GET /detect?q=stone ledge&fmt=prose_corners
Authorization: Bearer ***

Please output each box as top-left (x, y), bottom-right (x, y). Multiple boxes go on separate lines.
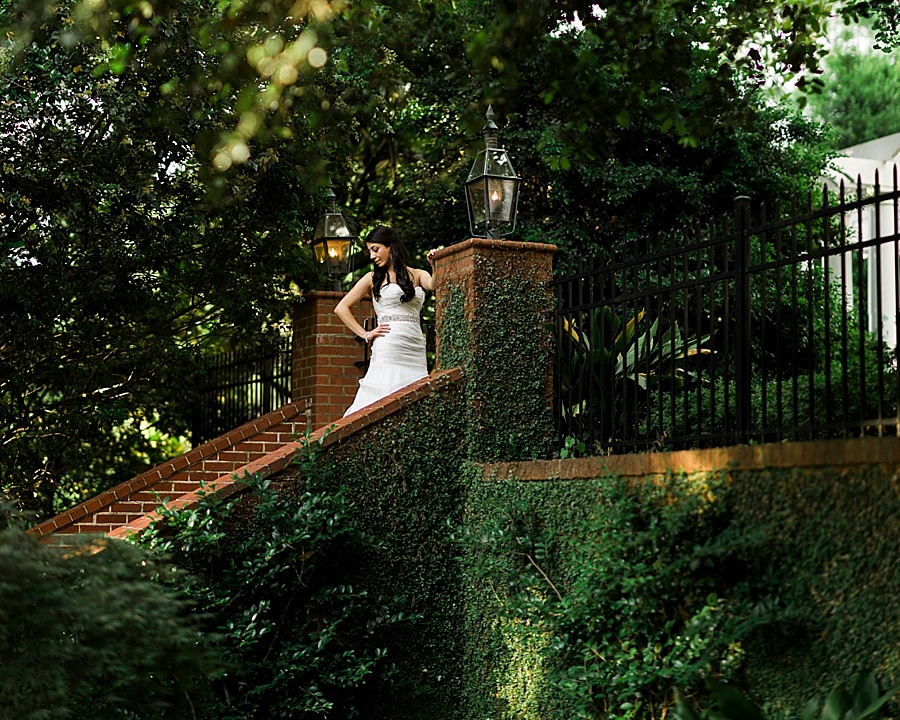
top-left (482, 436), bottom-right (900, 482)
top-left (430, 238), bottom-right (558, 264)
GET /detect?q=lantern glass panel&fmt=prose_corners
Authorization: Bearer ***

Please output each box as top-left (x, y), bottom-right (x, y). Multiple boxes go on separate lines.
top-left (465, 176), bottom-right (519, 237)
top-left (486, 177), bottom-right (516, 222)
top-left (314, 213), bottom-right (353, 241)
top-left (484, 148), bottom-right (515, 177)
top-left (325, 238), bottom-right (351, 272)
top-left (466, 182), bottom-right (486, 227)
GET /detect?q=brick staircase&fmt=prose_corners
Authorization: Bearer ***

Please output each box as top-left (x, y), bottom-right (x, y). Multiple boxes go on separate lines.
top-left (27, 369), bottom-right (462, 544)
top-left (27, 238), bottom-right (553, 546)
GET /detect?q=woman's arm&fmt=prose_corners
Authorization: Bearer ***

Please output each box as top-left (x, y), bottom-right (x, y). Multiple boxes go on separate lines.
top-left (335, 273), bottom-right (390, 343)
top-left (412, 267), bottom-right (434, 291)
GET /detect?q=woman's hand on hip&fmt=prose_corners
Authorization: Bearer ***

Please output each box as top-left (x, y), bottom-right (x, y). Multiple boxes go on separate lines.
top-left (365, 323), bottom-right (391, 342)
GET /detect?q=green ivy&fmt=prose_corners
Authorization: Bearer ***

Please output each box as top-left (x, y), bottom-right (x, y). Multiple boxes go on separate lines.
top-left (133, 437), bottom-right (418, 719)
top-left (438, 266), bottom-right (555, 462)
top-left (459, 471), bottom-right (786, 720)
top-left (673, 671), bottom-right (900, 720)
top-left (456, 463), bottom-right (900, 720)
top-left (437, 284), bottom-right (471, 372)
top-left (317, 386), bottom-right (470, 719)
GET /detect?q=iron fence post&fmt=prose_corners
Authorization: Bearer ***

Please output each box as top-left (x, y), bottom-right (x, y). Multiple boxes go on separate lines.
top-left (734, 196), bottom-right (751, 443)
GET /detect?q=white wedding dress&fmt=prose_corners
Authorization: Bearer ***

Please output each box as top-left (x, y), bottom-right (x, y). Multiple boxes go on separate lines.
top-left (343, 284), bottom-right (428, 416)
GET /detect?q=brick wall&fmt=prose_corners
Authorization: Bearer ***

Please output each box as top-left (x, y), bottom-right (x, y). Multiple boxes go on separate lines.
top-left (430, 238), bottom-right (557, 371)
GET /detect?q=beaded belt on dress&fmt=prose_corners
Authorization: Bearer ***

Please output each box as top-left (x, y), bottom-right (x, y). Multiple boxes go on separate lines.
top-left (378, 314), bottom-right (420, 323)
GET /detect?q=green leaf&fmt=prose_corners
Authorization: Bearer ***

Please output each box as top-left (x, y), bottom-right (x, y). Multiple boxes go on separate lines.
top-left (708, 679), bottom-right (767, 720)
top-left (855, 678), bottom-right (900, 720)
top-left (822, 685), bottom-right (854, 720)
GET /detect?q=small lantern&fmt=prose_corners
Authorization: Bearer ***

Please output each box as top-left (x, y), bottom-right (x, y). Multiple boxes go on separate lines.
top-left (465, 106), bottom-right (520, 238)
top-left (311, 185), bottom-right (355, 290)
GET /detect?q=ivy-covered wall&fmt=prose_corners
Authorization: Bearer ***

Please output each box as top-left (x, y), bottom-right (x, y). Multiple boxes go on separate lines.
top-left (457, 465), bottom-right (900, 720)
top-left (432, 239), bottom-right (557, 462)
top-left (288, 240), bottom-right (899, 719)
top-left (315, 392), bottom-right (900, 720)
top-left (316, 383), bottom-right (470, 719)
top-left (732, 466), bottom-right (900, 707)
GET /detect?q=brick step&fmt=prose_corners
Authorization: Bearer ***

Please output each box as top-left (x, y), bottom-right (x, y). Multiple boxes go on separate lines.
top-left (27, 402), bottom-right (310, 542)
top-left (29, 369), bottom-right (462, 543)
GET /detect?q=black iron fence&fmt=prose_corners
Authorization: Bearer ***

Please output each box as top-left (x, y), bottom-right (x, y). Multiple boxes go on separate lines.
top-left (191, 338), bottom-right (293, 444)
top-left (552, 171), bottom-right (900, 454)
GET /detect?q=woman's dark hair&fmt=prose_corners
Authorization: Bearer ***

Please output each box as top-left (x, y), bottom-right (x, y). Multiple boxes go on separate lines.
top-left (368, 226), bottom-right (416, 302)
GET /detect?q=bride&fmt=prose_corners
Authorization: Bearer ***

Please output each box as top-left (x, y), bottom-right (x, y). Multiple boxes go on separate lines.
top-left (335, 226), bottom-right (434, 417)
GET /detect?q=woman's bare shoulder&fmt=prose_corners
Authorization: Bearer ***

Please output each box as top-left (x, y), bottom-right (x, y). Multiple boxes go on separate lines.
top-left (354, 271), bottom-right (375, 289)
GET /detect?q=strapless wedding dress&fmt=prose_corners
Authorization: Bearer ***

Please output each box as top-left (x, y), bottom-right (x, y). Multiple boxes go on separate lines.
top-left (343, 284), bottom-right (428, 416)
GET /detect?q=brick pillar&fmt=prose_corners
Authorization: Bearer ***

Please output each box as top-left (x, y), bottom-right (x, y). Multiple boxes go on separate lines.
top-left (431, 239), bottom-right (557, 461)
top-left (292, 290), bottom-right (373, 427)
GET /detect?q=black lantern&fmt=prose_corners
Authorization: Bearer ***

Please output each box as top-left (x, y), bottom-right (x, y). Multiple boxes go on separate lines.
top-left (311, 185), bottom-right (355, 291)
top-left (465, 106), bottom-right (520, 238)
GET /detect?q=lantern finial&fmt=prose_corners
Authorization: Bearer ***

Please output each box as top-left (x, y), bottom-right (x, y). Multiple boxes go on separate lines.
top-left (483, 106), bottom-right (498, 149)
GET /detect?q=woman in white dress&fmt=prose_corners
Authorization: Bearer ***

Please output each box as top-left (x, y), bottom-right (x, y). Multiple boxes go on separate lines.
top-left (335, 226), bottom-right (435, 417)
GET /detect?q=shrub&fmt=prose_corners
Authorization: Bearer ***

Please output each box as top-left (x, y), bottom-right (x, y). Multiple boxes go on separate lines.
top-left (0, 501), bottom-right (216, 720)
top-left (673, 671), bottom-right (900, 720)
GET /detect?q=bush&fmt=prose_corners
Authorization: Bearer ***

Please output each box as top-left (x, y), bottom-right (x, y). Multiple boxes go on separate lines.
top-left (666, 328), bottom-right (897, 444)
top-left (0, 501), bottom-right (216, 720)
top-left (673, 671), bottom-right (900, 720)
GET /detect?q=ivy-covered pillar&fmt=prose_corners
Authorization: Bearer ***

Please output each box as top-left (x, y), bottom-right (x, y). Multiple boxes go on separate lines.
top-left (431, 239), bottom-right (557, 461)
top-left (292, 291), bottom-right (372, 427)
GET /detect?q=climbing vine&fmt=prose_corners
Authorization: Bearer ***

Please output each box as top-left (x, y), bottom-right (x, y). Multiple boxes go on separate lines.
top-left (134, 444), bottom-right (418, 720)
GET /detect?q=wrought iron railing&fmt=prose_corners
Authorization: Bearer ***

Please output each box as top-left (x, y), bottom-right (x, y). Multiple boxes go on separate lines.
top-left (551, 172), bottom-right (900, 454)
top-left (191, 338), bottom-right (292, 444)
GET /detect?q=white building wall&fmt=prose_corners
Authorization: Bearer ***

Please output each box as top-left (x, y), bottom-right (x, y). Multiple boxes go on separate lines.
top-left (825, 139), bottom-right (900, 348)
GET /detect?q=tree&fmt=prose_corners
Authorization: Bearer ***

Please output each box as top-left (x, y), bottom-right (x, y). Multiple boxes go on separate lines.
top-left (804, 32), bottom-right (900, 148)
top-left (0, 2), bottom-right (323, 517)
top-left (345, 2), bottom-right (837, 255)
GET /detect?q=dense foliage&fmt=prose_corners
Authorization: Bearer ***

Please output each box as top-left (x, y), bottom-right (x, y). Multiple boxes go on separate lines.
top-left (0, 0), bottom-right (323, 517)
top-left (0, 502), bottom-right (217, 720)
top-left (461, 475), bottom-right (784, 720)
top-left (134, 444), bottom-right (417, 719)
top-left (0, 0), bottom-right (895, 518)
top-left (673, 671), bottom-right (900, 720)
top-left (456, 463), bottom-right (900, 720)
top-left (804, 35), bottom-right (900, 149)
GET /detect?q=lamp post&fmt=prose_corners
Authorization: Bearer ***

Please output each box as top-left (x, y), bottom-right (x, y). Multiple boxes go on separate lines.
top-left (465, 105), bottom-right (521, 239)
top-left (310, 185), bottom-right (355, 291)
